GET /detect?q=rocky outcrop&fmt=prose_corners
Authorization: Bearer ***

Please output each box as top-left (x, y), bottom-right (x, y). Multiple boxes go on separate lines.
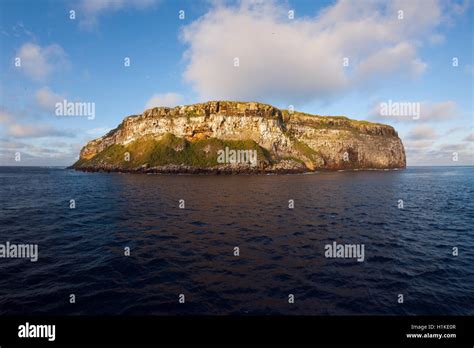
top-left (72, 101), bottom-right (405, 173)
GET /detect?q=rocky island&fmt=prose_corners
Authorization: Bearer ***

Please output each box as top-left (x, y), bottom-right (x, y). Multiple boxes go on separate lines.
top-left (72, 101), bottom-right (406, 174)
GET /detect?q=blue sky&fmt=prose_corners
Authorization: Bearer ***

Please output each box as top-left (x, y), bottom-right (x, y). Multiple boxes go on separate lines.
top-left (0, 0), bottom-right (473, 166)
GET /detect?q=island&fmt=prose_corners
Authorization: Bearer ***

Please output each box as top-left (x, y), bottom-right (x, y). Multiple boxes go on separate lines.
top-left (72, 101), bottom-right (406, 174)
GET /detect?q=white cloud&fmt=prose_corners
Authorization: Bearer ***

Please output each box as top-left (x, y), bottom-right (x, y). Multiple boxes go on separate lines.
top-left (438, 142), bottom-right (471, 152)
top-left (181, 0), bottom-right (455, 104)
top-left (16, 43), bottom-right (69, 81)
top-left (145, 93), bottom-right (184, 109)
top-left (6, 124), bottom-right (72, 138)
top-left (0, 139), bottom-right (29, 150)
top-left (404, 140), bottom-right (434, 150)
top-left (405, 136), bottom-right (474, 166)
top-left (35, 87), bottom-right (64, 111)
top-left (429, 33), bottom-right (445, 44)
top-left (406, 125), bottom-right (437, 140)
top-left (78, 0), bottom-right (157, 29)
top-left (0, 108), bottom-right (73, 139)
top-left (444, 126), bottom-right (464, 135)
top-left (0, 139), bottom-right (81, 166)
top-left (464, 133), bottom-right (474, 142)
top-left (420, 101), bottom-right (459, 121)
top-left (369, 100), bottom-right (460, 122)
top-left (355, 42), bottom-right (426, 80)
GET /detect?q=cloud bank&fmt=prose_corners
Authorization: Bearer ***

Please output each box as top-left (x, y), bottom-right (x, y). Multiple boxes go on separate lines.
top-left (181, 0), bottom-right (456, 104)
top-left (145, 92), bottom-right (184, 109)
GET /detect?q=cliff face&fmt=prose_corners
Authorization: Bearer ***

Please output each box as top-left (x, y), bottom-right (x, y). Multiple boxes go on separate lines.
top-left (73, 101), bottom-right (406, 173)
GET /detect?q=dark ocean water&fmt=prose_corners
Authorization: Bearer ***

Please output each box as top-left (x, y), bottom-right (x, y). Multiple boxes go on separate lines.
top-left (0, 166), bottom-right (472, 315)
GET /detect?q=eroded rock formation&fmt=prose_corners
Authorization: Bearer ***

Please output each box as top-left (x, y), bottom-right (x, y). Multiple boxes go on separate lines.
top-left (73, 101), bottom-right (406, 173)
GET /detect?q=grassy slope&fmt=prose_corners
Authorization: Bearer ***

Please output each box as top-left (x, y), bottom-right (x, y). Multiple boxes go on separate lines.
top-left (74, 133), bottom-right (272, 169)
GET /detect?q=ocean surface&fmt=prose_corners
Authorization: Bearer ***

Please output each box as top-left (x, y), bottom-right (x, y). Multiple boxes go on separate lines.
top-left (0, 166), bottom-right (472, 315)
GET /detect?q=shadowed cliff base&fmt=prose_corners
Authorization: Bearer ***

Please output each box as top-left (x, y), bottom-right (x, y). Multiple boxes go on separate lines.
top-left (72, 101), bottom-right (406, 174)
